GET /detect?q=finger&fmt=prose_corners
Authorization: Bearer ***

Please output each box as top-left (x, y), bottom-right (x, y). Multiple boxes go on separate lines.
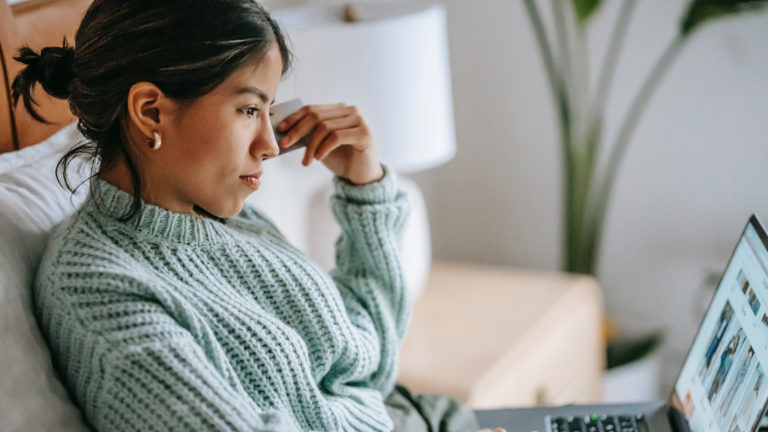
top-left (279, 105), bottom-right (351, 149)
top-left (315, 127), bottom-right (366, 161)
top-left (305, 115), bottom-right (360, 161)
top-left (315, 112), bottom-right (370, 159)
top-left (276, 102), bottom-right (346, 134)
top-left (278, 110), bottom-right (317, 149)
top-left (276, 104), bottom-right (312, 133)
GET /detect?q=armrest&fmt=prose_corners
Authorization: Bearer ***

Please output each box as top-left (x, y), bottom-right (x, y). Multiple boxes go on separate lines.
top-left (398, 261), bottom-right (605, 409)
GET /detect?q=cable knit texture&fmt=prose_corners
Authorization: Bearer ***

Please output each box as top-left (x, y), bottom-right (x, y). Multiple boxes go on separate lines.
top-left (33, 164), bottom-right (411, 431)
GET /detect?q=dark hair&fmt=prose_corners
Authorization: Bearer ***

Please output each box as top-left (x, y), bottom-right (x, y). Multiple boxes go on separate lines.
top-left (11, 0), bottom-right (293, 222)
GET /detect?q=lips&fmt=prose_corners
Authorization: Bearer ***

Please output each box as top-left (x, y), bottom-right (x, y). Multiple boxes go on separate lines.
top-left (239, 171), bottom-right (262, 189)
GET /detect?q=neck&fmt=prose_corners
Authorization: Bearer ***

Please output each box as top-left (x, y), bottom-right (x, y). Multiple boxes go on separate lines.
top-left (192, 205), bottom-right (227, 223)
top-left (99, 158), bottom-right (218, 220)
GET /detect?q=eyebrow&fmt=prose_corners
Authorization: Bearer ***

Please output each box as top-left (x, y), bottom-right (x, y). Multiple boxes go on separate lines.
top-left (234, 86), bottom-right (275, 105)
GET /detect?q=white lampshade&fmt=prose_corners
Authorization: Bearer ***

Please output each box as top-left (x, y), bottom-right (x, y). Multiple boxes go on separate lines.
top-left (272, 0), bottom-right (456, 173)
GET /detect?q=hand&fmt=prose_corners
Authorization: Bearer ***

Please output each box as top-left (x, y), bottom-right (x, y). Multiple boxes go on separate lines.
top-left (275, 103), bottom-right (384, 185)
top-left (477, 428), bottom-right (507, 432)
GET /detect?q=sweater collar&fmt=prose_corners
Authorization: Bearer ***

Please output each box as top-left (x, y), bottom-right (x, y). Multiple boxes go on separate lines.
top-left (86, 178), bottom-right (232, 246)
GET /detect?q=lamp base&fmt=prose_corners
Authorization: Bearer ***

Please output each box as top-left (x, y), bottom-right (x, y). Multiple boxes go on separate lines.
top-left (307, 175), bottom-right (432, 301)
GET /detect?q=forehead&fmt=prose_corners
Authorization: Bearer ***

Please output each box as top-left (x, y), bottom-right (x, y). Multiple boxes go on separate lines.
top-left (219, 44), bottom-right (283, 96)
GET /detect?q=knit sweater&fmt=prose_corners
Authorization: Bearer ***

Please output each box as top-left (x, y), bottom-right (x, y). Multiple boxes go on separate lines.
top-left (33, 164), bottom-right (411, 431)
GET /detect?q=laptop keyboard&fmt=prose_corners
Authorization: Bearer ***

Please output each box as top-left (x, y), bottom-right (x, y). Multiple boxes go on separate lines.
top-left (548, 414), bottom-right (649, 432)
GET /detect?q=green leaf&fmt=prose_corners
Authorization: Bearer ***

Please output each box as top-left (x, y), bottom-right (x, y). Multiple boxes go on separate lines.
top-left (681, 0), bottom-right (768, 36)
top-left (572, 0), bottom-right (602, 22)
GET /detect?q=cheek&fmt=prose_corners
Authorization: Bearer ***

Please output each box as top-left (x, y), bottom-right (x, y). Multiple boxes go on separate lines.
top-left (170, 111), bottom-right (237, 166)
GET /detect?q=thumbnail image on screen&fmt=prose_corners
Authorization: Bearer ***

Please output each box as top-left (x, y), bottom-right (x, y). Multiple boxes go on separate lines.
top-left (679, 295), bottom-right (767, 431)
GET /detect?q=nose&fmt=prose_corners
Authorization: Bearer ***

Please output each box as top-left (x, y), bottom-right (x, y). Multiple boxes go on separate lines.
top-left (251, 120), bottom-right (280, 160)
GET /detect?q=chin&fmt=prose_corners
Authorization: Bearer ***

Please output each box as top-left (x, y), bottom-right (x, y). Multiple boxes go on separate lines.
top-left (222, 200), bottom-right (247, 218)
top-left (199, 198), bottom-right (244, 220)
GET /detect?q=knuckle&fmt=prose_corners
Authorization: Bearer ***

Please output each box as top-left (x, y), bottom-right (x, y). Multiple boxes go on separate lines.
top-left (309, 111), bottom-right (320, 122)
top-left (329, 130), bottom-right (340, 141)
top-left (349, 105), bottom-right (360, 115)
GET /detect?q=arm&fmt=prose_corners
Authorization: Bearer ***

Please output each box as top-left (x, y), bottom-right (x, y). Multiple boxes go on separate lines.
top-left (34, 271), bottom-right (300, 432)
top-left (271, 102), bottom-right (411, 396)
top-left (329, 163), bottom-right (412, 394)
top-left (93, 333), bottom-right (299, 432)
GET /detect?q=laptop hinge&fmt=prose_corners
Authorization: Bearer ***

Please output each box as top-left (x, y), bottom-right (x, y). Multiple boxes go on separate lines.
top-left (667, 407), bottom-right (691, 432)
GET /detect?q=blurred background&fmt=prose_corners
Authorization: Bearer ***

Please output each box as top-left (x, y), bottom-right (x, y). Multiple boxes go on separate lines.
top-left (262, 0), bottom-right (768, 398)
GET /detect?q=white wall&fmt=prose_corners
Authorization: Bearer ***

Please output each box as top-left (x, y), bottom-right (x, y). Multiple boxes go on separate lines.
top-left (265, 0), bottom-right (768, 397)
top-left (409, 0), bottom-right (768, 396)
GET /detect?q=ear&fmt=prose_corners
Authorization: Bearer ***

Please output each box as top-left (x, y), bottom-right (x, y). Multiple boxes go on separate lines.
top-left (126, 82), bottom-right (170, 141)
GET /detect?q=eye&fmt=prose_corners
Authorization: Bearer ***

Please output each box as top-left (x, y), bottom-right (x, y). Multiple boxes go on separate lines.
top-left (241, 107), bottom-right (276, 118)
top-left (242, 107), bottom-right (259, 117)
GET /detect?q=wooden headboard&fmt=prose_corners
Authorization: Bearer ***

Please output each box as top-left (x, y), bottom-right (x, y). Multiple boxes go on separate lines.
top-left (0, 0), bottom-right (92, 153)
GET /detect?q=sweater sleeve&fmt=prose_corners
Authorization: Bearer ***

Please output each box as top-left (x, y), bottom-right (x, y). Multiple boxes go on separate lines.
top-left (34, 272), bottom-right (301, 432)
top-left (329, 163), bottom-right (412, 394)
top-left (93, 334), bottom-right (299, 432)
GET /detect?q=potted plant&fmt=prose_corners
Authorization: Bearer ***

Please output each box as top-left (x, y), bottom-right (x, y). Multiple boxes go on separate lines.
top-left (521, 0), bottom-right (768, 399)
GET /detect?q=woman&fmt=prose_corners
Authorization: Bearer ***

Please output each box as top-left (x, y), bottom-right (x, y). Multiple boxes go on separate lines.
top-left (12, 1), bottom-right (501, 431)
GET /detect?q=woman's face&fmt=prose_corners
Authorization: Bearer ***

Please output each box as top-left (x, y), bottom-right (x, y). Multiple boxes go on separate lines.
top-left (146, 43), bottom-right (283, 219)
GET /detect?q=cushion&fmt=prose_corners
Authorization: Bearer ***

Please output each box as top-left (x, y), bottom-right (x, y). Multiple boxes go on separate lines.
top-left (0, 122), bottom-right (91, 431)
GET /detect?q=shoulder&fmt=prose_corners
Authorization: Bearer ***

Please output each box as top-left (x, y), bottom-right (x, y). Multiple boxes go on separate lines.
top-left (34, 219), bottom-right (182, 349)
top-left (32, 210), bottom-right (203, 361)
top-left (38, 207), bottom-right (137, 279)
top-left (34, 209), bottom-right (153, 317)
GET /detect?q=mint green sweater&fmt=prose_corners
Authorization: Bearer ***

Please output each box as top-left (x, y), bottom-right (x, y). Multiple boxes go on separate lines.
top-left (33, 165), bottom-right (411, 431)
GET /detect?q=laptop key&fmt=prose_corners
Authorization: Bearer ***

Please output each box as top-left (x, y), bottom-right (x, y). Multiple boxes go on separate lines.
top-left (601, 415), bottom-right (617, 432)
top-left (617, 415), bottom-right (636, 432)
top-left (568, 416), bottom-right (584, 431)
top-left (584, 414), bottom-right (601, 432)
top-left (549, 416), bottom-right (569, 432)
top-left (549, 414), bottom-right (644, 432)
top-left (598, 419), bottom-right (613, 432)
top-left (634, 414), bottom-right (649, 432)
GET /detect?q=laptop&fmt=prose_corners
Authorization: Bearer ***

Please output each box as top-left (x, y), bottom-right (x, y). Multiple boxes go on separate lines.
top-left (476, 214), bottom-right (768, 432)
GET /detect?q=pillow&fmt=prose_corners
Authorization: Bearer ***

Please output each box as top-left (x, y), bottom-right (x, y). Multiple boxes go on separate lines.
top-left (0, 122), bottom-right (92, 431)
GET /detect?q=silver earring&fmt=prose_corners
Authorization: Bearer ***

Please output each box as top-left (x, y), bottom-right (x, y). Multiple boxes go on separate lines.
top-left (148, 131), bottom-right (162, 150)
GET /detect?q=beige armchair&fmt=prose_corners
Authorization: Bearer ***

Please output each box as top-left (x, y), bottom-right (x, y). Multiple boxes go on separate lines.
top-left (398, 261), bottom-right (605, 409)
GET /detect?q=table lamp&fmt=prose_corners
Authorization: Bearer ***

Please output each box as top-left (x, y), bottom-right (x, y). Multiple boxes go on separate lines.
top-left (271, 0), bottom-right (456, 297)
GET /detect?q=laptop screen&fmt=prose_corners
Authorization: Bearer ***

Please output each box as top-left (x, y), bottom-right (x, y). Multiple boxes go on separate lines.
top-left (671, 215), bottom-right (768, 432)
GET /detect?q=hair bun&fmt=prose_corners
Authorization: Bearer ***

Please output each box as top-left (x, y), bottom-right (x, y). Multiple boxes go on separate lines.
top-left (14, 38), bottom-right (75, 99)
top-left (11, 39), bottom-right (74, 123)
top-left (42, 46), bottom-right (75, 98)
